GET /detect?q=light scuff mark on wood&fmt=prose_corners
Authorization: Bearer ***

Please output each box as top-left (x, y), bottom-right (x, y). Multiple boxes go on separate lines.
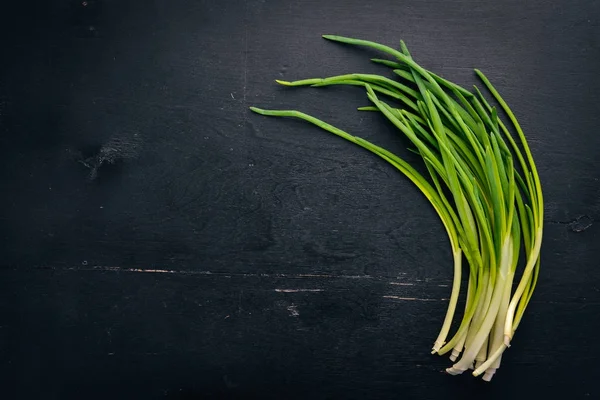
top-left (383, 295), bottom-right (448, 302)
top-left (549, 214), bottom-right (594, 232)
top-left (287, 304), bottom-right (299, 317)
top-left (38, 266), bottom-right (453, 286)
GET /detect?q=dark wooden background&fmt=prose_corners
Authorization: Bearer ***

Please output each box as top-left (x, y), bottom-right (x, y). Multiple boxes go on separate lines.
top-left (1, 0), bottom-right (599, 398)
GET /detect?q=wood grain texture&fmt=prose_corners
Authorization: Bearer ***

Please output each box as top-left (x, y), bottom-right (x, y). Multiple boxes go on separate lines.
top-left (0, 0), bottom-right (599, 398)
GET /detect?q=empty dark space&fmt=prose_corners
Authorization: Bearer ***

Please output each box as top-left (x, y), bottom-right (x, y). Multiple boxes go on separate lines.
top-left (1, 1), bottom-right (599, 399)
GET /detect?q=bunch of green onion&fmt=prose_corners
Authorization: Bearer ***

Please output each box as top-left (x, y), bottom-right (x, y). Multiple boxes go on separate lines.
top-left (250, 35), bottom-right (543, 381)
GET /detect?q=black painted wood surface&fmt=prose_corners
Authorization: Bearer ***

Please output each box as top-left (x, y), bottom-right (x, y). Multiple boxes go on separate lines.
top-left (1, 0), bottom-right (599, 399)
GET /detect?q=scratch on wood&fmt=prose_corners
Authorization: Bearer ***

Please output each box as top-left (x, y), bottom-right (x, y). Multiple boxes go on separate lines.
top-left (87, 267), bottom-right (212, 275)
top-left (287, 304), bottom-right (299, 317)
top-left (38, 266), bottom-right (452, 284)
top-left (52, 266), bottom-right (379, 279)
top-left (383, 295), bottom-right (448, 302)
top-left (390, 281), bottom-right (448, 287)
top-left (549, 214), bottom-right (594, 232)
top-left (128, 268), bottom-right (185, 274)
top-left (275, 288), bottom-right (324, 293)
top-left (296, 273), bottom-right (373, 279)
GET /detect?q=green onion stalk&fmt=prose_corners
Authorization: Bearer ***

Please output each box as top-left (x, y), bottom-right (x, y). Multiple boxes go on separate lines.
top-left (250, 35), bottom-right (543, 381)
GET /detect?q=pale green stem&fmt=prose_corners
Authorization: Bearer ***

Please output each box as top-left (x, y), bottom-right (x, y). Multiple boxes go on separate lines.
top-left (432, 248), bottom-right (463, 353)
top-left (447, 235), bottom-right (512, 375)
